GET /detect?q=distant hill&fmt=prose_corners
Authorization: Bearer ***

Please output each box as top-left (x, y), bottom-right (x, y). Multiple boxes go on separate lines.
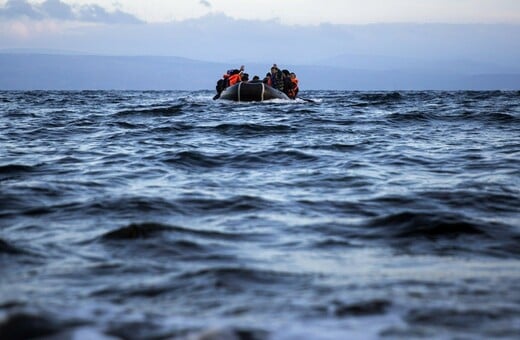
top-left (1, 53), bottom-right (519, 90)
top-left (0, 53), bottom-right (225, 90)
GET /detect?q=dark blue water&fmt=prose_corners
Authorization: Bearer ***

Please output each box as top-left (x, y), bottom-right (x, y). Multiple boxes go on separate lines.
top-left (1, 90), bottom-right (519, 339)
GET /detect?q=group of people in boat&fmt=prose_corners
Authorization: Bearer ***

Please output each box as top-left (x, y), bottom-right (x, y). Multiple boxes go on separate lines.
top-left (214, 64), bottom-right (299, 100)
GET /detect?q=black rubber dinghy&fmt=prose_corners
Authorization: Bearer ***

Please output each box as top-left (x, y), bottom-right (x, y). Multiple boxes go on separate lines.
top-left (218, 82), bottom-right (290, 101)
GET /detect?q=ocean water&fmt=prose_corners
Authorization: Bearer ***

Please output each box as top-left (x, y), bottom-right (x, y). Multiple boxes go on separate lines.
top-left (0, 90), bottom-right (519, 339)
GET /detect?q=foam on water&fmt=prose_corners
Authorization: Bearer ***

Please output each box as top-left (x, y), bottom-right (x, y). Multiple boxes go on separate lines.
top-left (1, 90), bottom-right (519, 339)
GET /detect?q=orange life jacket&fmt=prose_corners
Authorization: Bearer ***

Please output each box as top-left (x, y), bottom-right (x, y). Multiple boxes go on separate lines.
top-left (287, 77), bottom-right (299, 99)
top-left (291, 77), bottom-right (299, 88)
top-left (228, 73), bottom-right (242, 86)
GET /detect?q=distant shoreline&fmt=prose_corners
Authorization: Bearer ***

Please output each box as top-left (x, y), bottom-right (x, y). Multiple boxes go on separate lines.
top-left (1, 53), bottom-right (519, 91)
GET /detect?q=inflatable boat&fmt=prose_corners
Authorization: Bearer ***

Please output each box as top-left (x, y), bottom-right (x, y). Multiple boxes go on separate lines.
top-left (217, 82), bottom-right (290, 102)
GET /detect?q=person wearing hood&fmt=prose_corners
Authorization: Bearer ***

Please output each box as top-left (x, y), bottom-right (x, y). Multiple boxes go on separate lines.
top-left (267, 64), bottom-right (284, 92)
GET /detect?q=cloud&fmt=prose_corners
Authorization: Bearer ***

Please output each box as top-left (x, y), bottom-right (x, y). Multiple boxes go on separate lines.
top-left (0, 0), bottom-right (43, 19)
top-left (0, 0), bottom-right (142, 24)
top-left (40, 0), bottom-right (74, 20)
top-left (199, 1), bottom-right (212, 9)
top-left (75, 3), bottom-right (142, 24)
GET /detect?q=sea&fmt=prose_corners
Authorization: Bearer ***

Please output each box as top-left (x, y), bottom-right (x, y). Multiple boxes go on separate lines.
top-left (0, 90), bottom-right (519, 339)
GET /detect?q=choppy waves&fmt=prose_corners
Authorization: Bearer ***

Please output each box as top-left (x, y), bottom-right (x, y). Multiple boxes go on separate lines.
top-left (1, 90), bottom-right (519, 339)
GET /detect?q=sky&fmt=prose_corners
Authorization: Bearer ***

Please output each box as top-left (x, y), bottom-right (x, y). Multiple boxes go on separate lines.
top-left (1, 0), bottom-right (520, 25)
top-left (1, 0), bottom-right (519, 90)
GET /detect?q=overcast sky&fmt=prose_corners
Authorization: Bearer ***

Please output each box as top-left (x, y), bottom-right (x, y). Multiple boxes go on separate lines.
top-left (1, 0), bottom-right (519, 78)
top-left (1, 0), bottom-right (520, 90)
top-left (1, 0), bottom-right (520, 25)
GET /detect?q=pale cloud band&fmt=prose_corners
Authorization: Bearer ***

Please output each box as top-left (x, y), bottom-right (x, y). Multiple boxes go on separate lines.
top-left (0, 0), bottom-right (142, 24)
top-left (0, 0), bottom-right (519, 25)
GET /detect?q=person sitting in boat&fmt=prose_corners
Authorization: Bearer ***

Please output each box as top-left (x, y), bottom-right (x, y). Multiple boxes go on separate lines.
top-left (213, 65), bottom-right (244, 99)
top-left (282, 70), bottom-right (293, 97)
top-left (251, 75), bottom-right (261, 83)
top-left (228, 69), bottom-right (243, 86)
top-left (288, 72), bottom-right (299, 99)
top-left (224, 65), bottom-right (245, 86)
top-left (262, 73), bottom-right (270, 84)
top-left (279, 69), bottom-right (299, 99)
top-left (267, 64), bottom-right (284, 92)
top-left (241, 73), bottom-right (249, 82)
top-left (214, 73), bottom-right (230, 99)
top-left (279, 71), bottom-right (298, 99)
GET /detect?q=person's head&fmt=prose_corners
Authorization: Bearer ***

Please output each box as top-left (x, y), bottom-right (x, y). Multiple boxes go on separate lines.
top-left (270, 66), bottom-right (278, 74)
top-left (282, 69), bottom-right (290, 77)
top-left (290, 72), bottom-right (296, 79)
top-left (242, 73), bottom-right (249, 81)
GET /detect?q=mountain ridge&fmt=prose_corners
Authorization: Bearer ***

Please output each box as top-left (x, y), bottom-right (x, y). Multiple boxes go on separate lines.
top-left (1, 52), bottom-right (519, 90)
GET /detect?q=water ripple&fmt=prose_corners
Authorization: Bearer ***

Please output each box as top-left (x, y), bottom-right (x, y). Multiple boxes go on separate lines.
top-left (1, 90), bottom-right (519, 339)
